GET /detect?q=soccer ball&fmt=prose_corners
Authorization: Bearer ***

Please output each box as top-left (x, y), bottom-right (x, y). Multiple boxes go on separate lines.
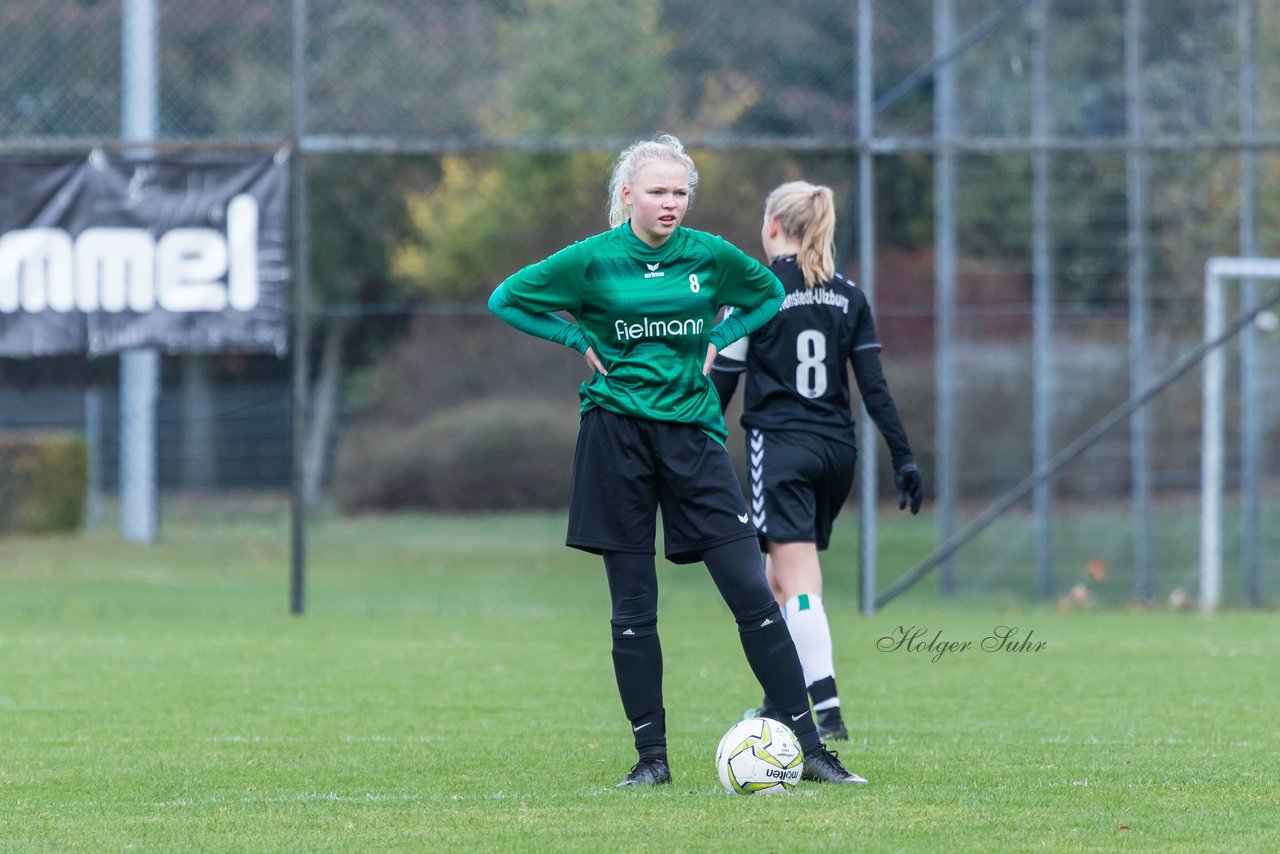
top-left (715, 717), bottom-right (804, 795)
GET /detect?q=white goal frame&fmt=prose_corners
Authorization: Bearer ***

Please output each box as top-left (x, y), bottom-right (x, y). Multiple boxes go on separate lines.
top-left (1200, 257), bottom-right (1280, 614)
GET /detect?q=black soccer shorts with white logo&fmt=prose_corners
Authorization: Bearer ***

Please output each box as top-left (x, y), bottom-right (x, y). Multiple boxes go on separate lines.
top-left (567, 407), bottom-right (758, 564)
top-left (748, 428), bottom-right (856, 551)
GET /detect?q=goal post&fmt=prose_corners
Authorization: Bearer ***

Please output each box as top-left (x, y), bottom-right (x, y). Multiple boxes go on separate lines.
top-left (874, 258), bottom-right (1279, 614)
top-left (1201, 257), bottom-right (1280, 614)
top-left (875, 260), bottom-right (1280, 613)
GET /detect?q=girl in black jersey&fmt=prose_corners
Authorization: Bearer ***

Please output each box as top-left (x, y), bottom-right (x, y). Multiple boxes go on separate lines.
top-left (491, 139), bottom-right (865, 788)
top-left (712, 181), bottom-right (924, 741)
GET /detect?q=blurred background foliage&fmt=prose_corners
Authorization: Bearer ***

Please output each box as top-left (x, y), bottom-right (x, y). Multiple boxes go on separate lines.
top-left (2, 0), bottom-right (1279, 527)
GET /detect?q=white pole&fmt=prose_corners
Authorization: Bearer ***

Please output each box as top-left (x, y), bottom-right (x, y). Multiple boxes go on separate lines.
top-left (1200, 257), bottom-right (1280, 614)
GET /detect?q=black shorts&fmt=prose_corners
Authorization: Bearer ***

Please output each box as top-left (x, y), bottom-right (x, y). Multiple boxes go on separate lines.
top-left (748, 428), bottom-right (856, 551)
top-left (567, 407), bottom-right (758, 564)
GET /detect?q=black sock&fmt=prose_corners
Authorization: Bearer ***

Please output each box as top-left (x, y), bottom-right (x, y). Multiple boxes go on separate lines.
top-left (638, 742), bottom-right (667, 763)
top-left (736, 610), bottom-right (822, 753)
top-left (611, 623), bottom-right (666, 753)
top-left (809, 675), bottom-right (840, 711)
top-left (603, 551), bottom-right (666, 756)
top-left (702, 539), bottom-right (823, 754)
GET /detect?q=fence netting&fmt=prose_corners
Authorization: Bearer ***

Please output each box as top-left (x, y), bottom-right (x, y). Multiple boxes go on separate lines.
top-left (2, 0), bottom-right (1277, 606)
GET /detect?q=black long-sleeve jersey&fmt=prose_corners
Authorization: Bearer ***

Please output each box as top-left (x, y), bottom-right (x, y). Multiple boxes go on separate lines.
top-left (711, 255), bottom-right (914, 468)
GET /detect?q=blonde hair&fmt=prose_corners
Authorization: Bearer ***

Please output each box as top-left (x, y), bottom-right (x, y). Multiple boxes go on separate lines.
top-left (765, 181), bottom-right (836, 288)
top-left (607, 133), bottom-right (698, 228)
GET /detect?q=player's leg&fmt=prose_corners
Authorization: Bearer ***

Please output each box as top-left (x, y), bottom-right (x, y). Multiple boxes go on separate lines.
top-left (701, 538), bottom-right (815, 737)
top-left (740, 550), bottom-right (786, 721)
top-left (564, 410), bottom-right (668, 786)
top-left (802, 438), bottom-right (857, 740)
top-left (769, 541), bottom-right (846, 740)
top-left (654, 422), bottom-right (807, 732)
top-left (766, 542), bottom-right (823, 600)
top-left (656, 422), bottom-right (865, 783)
top-left (742, 429), bottom-right (789, 720)
top-left (604, 550), bottom-right (671, 787)
top-left (702, 538), bottom-right (865, 784)
top-left (759, 431), bottom-right (855, 740)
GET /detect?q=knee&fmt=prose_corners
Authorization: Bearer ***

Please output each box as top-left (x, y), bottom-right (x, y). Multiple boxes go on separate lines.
top-left (610, 597), bottom-right (658, 637)
top-left (611, 620), bottom-right (657, 640)
top-left (720, 572), bottom-right (777, 628)
top-left (732, 599), bottom-right (782, 634)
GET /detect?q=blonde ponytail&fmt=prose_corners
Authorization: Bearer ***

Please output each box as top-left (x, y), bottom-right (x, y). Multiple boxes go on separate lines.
top-left (764, 181), bottom-right (836, 288)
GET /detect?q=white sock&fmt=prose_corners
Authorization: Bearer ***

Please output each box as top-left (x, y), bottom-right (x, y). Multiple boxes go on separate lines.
top-left (782, 594), bottom-right (838, 710)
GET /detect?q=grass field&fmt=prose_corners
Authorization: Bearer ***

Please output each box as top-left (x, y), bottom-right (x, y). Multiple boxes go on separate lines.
top-left (2, 507), bottom-right (1277, 852)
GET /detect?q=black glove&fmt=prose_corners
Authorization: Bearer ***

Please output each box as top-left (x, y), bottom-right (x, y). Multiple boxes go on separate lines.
top-left (894, 463), bottom-right (923, 515)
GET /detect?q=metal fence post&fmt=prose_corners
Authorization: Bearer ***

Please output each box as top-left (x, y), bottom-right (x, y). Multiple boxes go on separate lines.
top-left (1031, 0), bottom-right (1055, 599)
top-left (857, 0), bottom-right (878, 615)
top-left (934, 0), bottom-right (958, 595)
top-left (1238, 0), bottom-right (1263, 606)
top-left (1125, 0), bottom-right (1153, 601)
top-left (119, 0), bottom-right (160, 544)
top-left (84, 388), bottom-right (104, 529)
top-left (289, 0), bottom-right (310, 616)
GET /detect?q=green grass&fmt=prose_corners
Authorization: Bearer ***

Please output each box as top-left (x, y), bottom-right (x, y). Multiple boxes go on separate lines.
top-left (1, 509), bottom-right (1277, 852)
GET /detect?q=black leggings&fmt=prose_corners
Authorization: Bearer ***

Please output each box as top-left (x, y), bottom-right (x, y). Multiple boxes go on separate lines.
top-left (605, 538), bottom-right (775, 625)
top-left (603, 538), bottom-right (819, 753)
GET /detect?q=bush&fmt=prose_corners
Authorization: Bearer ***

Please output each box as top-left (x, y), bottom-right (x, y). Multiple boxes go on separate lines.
top-left (0, 432), bottom-right (87, 533)
top-left (334, 399), bottom-right (579, 513)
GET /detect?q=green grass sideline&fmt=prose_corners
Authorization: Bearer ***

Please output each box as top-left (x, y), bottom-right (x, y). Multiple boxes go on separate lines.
top-left (1, 512), bottom-right (1276, 852)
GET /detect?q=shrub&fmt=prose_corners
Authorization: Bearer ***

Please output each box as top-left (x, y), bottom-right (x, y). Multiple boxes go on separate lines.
top-left (0, 432), bottom-right (87, 533)
top-left (334, 399), bottom-right (579, 513)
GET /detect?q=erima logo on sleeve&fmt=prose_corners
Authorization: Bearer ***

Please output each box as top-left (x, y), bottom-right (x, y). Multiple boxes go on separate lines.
top-left (643, 262), bottom-right (664, 279)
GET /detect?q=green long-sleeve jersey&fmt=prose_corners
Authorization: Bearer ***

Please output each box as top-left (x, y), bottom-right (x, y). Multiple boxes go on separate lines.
top-left (489, 223), bottom-right (784, 444)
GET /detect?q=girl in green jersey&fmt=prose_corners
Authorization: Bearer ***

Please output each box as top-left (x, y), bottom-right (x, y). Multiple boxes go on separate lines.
top-left (490, 134), bottom-right (866, 787)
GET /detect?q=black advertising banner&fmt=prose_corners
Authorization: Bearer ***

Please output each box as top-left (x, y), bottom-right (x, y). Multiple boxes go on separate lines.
top-left (0, 153), bottom-right (288, 356)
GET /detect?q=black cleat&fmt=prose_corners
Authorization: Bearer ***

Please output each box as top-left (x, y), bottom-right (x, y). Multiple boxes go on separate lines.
top-left (802, 747), bottom-right (867, 784)
top-left (817, 708), bottom-right (849, 742)
top-left (616, 757), bottom-right (672, 788)
top-left (743, 695), bottom-right (777, 722)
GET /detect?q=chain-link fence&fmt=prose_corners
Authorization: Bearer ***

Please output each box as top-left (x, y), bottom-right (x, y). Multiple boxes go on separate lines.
top-left (2, 0), bottom-right (1278, 608)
